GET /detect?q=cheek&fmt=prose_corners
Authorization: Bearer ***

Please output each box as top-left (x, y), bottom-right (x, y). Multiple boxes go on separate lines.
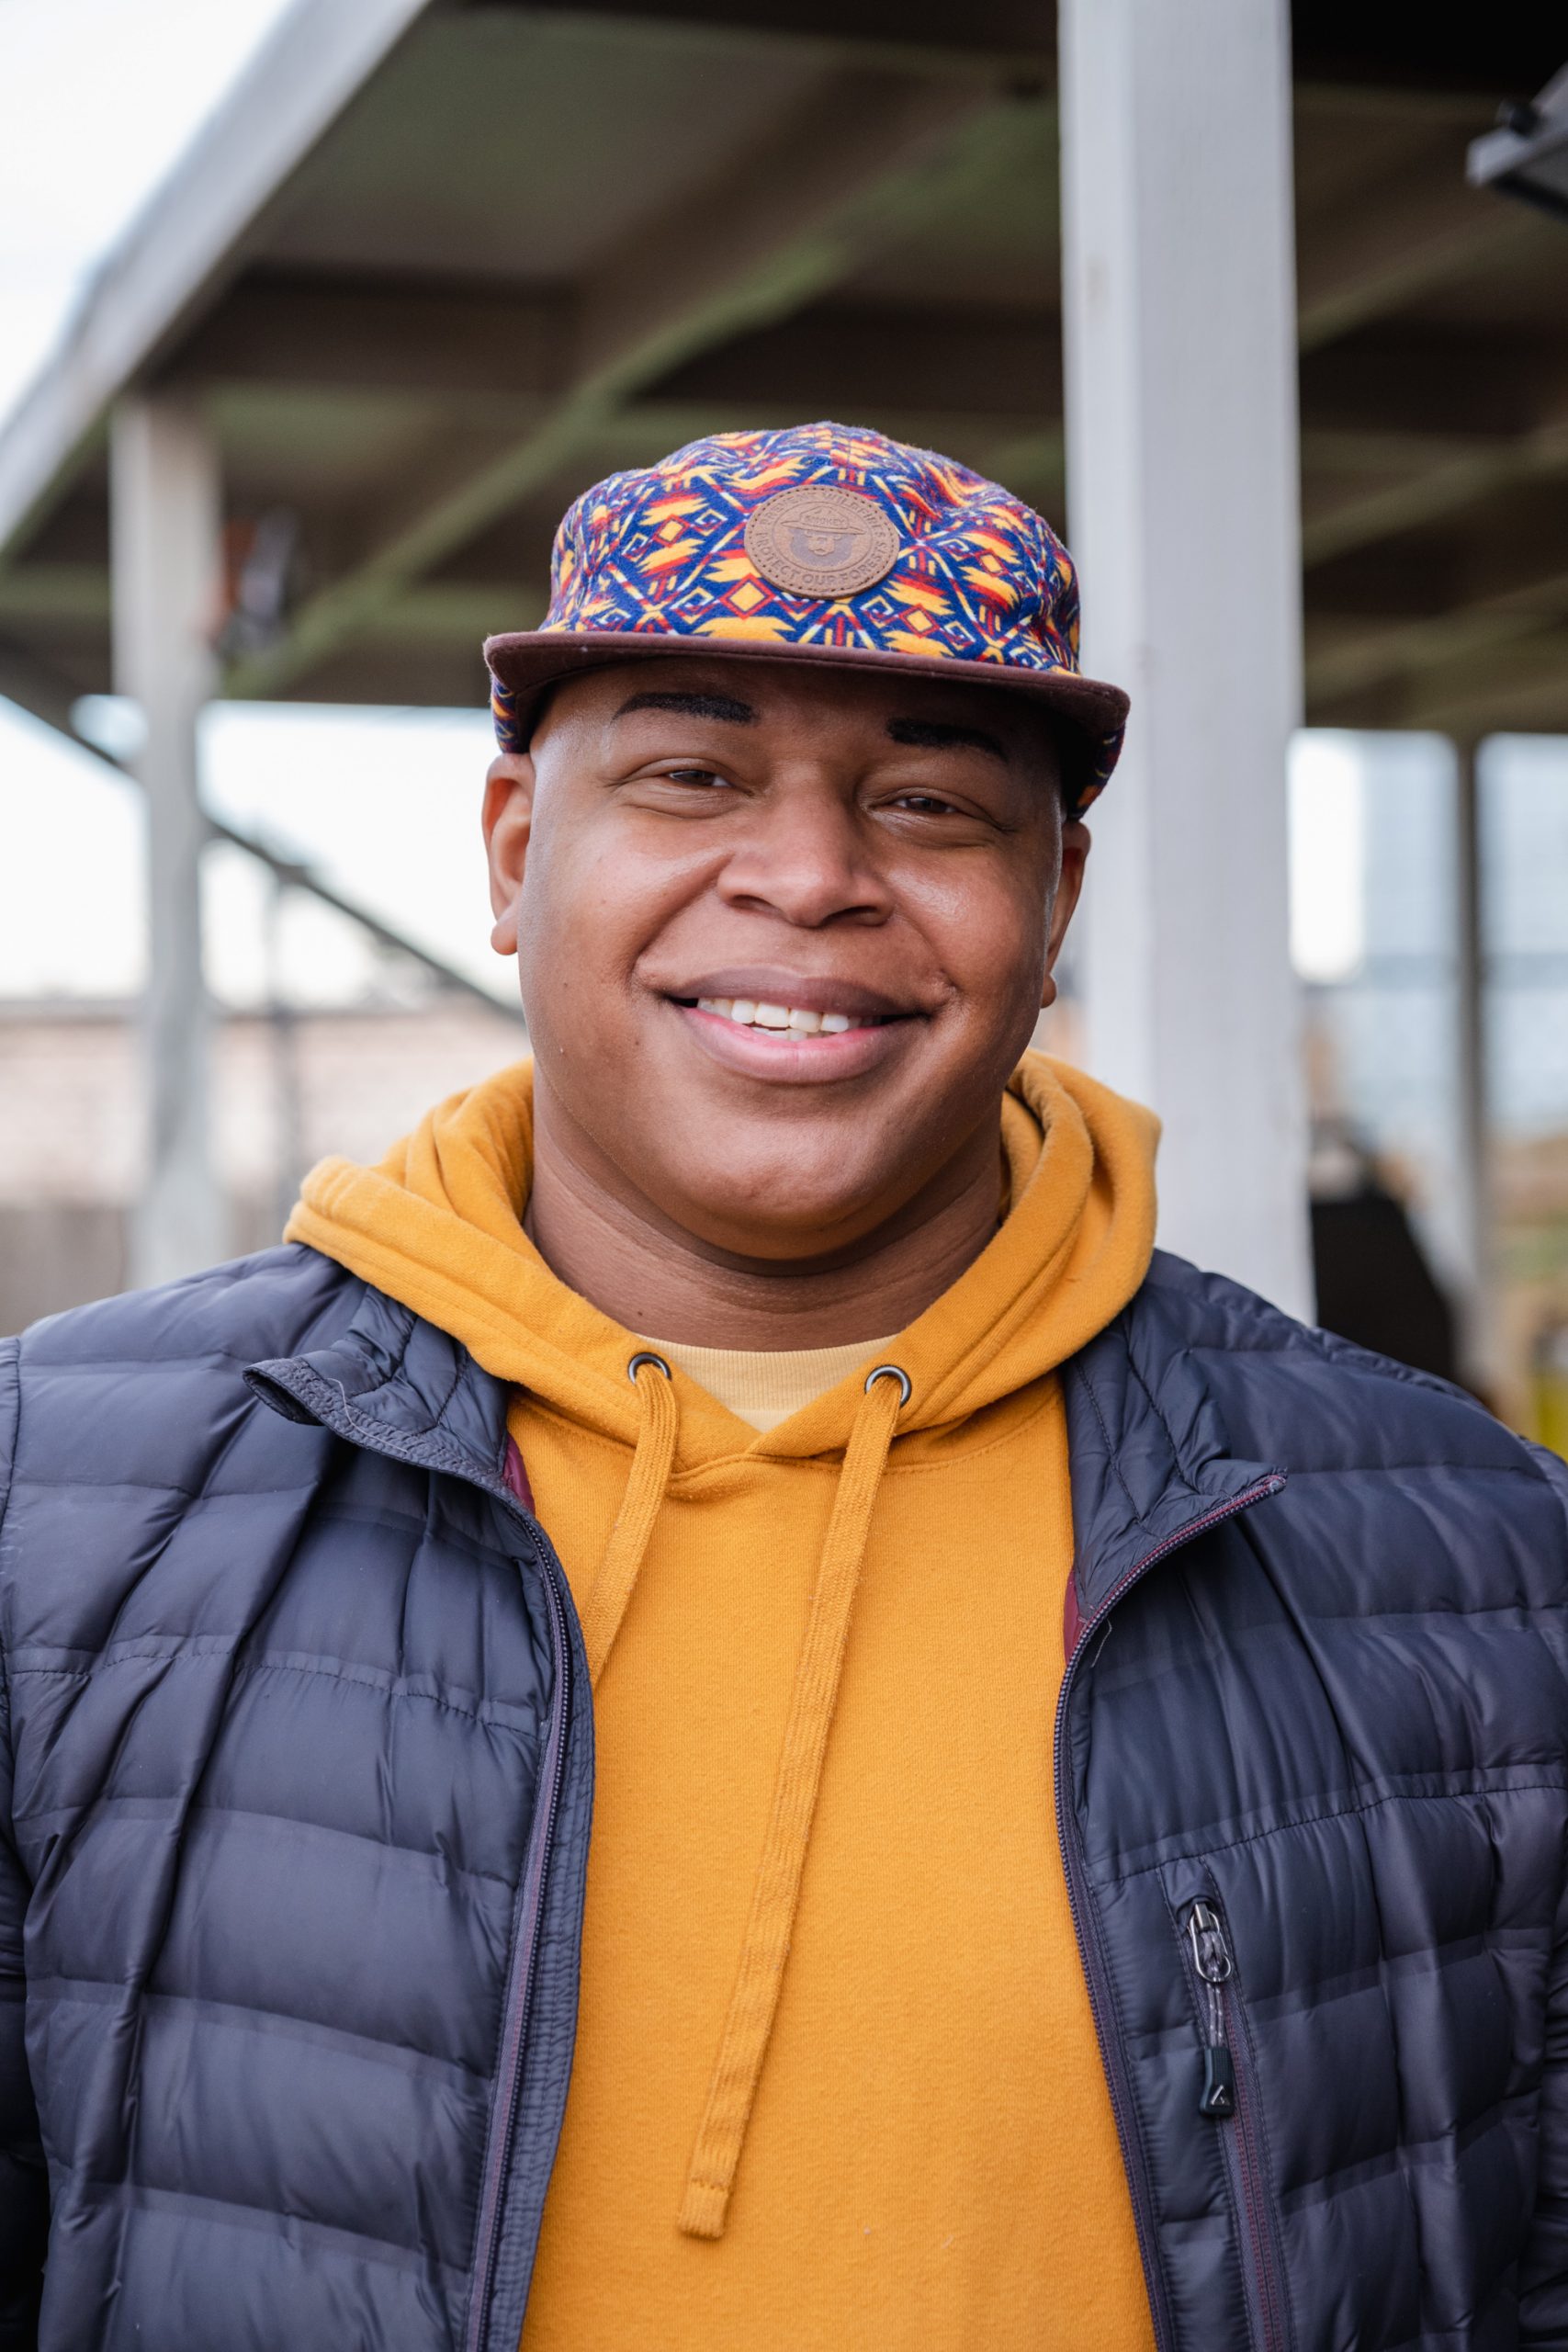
top-left (896, 856), bottom-right (1052, 1017)
top-left (513, 821), bottom-right (608, 1046)
top-left (513, 820), bottom-right (697, 1044)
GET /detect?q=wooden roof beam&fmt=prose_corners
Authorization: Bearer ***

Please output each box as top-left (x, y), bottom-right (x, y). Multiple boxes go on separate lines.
top-left (472, 0), bottom-right (1051, 80)
top-left (645, 300), bottom-right (1058, 420)
top-left (175, 273), bottom-right (567, 403)
top-left (1403, 629), bottom-right (1568, 734)
top-left (0, 567), bottom-right (547, 654)
top-left (1297, 323), bottom-right (1568, 564)
top-left (0, 567), bottom-right (107, 628)
top-left (1310, 624), bottom-right (1568, 734)
top-left (1301, 325), bottom-right (1568, 442)
top-left (1302, 416), bottom-right (1568, 567)
top-left (175, 279), bottom-right (1059, 437)
top-left (1296, 138), bottom-right (1530, 354)
top-left (1305, 551), bottom-right (1568, 709)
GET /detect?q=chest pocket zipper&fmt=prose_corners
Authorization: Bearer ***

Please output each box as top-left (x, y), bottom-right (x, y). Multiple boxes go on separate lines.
top-left (1182, 1898), bottom-right (1292, 2352)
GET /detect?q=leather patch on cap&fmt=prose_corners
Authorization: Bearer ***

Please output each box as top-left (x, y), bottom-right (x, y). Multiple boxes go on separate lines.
top-left (743, 485), bottom-right (898, 599)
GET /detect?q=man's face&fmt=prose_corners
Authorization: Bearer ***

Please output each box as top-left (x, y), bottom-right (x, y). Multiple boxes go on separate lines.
top-left (483, 657), bottom-right (1088, 1261)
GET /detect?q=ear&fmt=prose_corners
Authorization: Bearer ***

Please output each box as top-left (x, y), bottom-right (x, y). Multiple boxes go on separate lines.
top-left (482, 752), bottom-right (536, 956)
top-left (1040, 818), bottom-right (1090, 1011)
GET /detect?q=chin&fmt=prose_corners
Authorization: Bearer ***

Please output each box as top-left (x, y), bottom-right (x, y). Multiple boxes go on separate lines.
top-left (654, 1159), bottom-right (895, 1264)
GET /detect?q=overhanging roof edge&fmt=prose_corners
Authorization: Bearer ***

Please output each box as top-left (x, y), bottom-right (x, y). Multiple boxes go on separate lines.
top-left (0, 0), bottom-right (436, 562)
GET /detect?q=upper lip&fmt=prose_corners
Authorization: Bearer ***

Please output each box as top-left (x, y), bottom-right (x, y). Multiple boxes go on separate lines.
top-left (660, 967), bottom-right (919, 1019)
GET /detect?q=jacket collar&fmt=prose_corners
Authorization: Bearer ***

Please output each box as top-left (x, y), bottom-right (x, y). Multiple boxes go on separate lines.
top-left (1061, 1255), bottom-right (1285, 1623)
top-left (248, 1255), bottom-right (1285, 1590)
top-left (246, 1281), bottom-right (513, 1498)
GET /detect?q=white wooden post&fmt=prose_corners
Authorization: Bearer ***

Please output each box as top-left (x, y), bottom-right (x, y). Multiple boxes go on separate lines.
top-left (1057, 0), bottom-right (1314, 1318)
top-left (111, 393), bottom-right (228, 1287)
top-left (1451, 735), bottom-right (1495, 1389)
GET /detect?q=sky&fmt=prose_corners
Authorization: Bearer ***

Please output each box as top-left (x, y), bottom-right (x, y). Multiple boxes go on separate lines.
top-left (0, 0), bottom-right (1360, 1013)
top-left (0, 0), bottom-right (295, 419)
top-left (0, 0), bottom-right (513, 1011)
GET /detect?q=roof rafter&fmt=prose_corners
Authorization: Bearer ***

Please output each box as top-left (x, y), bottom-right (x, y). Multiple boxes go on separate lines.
top-left (1405, 629), bottom-right (1568, 735)
top-left (177, 272), bottom-right (567, 403)
top-left (1303, 418), bottom-right (1568, 567)
top-left (1297, 322), bottom-right (1568, 565)
top-left (1296, 141), bottom-right (1530, 353)
top-left (1305, 548), bottom-right (1568, 713)
top-left (183, 277), bottom-right (1062, 425)
top-left (1301, 323), bottom-right (1568, 442)
top-left (473, 0), bottom-right (1050, 79)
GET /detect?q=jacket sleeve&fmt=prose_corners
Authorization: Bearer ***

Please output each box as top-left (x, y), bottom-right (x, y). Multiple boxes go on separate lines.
top-left (0, 1340), bottom-right (47, 2346)
top-left (1520, 1439), bottom-right (1568, 2346)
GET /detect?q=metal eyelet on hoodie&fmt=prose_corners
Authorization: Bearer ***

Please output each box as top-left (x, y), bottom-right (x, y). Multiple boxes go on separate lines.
top-left (579, 1354), bottom-right (679, 1684)
top-left (863, 1363), bottom-right (912, 1407)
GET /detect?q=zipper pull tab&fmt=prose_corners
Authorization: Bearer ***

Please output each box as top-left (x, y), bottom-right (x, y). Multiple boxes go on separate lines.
top-left (1201, 2041), bottom-right (1237, 2120)
top-left (1187, 1901), bottom-right (1236, 2120)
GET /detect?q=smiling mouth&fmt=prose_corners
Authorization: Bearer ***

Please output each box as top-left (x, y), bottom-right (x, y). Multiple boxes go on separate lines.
top-left (672, 994), bottom-right (897, 1035)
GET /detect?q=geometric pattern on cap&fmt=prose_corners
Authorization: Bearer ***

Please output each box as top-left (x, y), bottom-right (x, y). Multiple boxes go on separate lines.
top-left (489, 421), bottom-right (1124, 803)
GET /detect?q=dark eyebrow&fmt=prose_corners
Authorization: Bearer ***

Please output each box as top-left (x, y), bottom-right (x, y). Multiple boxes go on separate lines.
top-left (615, 689), bottom-right (758, 725)
top-left (886, 716), bottom-right (1009, 763)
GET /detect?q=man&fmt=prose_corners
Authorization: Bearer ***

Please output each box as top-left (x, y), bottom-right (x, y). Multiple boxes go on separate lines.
top-left (2, 421), bottom-right (1566, 2352)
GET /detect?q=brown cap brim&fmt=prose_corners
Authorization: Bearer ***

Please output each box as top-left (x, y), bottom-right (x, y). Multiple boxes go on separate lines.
top-left (483, 628), bottom-right (1129, 806)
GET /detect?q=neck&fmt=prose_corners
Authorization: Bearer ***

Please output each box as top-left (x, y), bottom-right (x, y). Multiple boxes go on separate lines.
top-left (525, 1084), bottom-right (1004, 1351)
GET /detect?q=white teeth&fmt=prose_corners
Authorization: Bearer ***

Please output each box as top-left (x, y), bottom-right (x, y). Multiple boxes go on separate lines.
top-left (691, 996), bottom-right (869, 1034)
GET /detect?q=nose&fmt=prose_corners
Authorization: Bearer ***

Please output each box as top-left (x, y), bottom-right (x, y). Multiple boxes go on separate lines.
top-left (716, 778), bottom-right (890, 931)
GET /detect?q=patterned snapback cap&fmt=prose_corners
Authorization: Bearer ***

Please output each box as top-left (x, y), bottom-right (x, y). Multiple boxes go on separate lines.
top-left (484, 422), bottom-right (1128, 808)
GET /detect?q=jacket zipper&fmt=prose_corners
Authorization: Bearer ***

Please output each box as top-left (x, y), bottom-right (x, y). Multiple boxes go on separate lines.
top-left (1183, 1898), bottom-right (1289, 2352)
top-left (1053, 1476), bottom-right (1284, 2352)
top-left (464, 1543), bottom-right (571, 2352)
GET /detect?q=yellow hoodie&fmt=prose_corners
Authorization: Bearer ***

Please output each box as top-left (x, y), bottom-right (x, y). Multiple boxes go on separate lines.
top-left (288, 1049), bottom-right (1159, 2352)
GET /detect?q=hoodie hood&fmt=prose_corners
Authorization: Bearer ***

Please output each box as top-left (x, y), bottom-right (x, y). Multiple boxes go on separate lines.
top-left (286, 1047), bottom-right (1158, 1466)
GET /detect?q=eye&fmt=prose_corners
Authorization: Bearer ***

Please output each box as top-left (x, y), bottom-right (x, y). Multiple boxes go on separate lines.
top-left (890, 789), bottom-right (960, 816)
top-left (662, 764), bottom-right (728, 789)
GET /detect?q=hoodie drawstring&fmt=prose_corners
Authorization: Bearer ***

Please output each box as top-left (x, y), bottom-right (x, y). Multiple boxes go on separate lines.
top-left (582, 1352), bottom-right (910, 2239)
top-left (678, 1362), bottom-right (909, 2240)
top-left (580, 1351), bottom-right (678, 1687)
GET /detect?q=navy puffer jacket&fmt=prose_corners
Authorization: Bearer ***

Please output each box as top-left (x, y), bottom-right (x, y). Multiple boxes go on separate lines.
top-left (2, 1241), bottom-right (1567, 2349)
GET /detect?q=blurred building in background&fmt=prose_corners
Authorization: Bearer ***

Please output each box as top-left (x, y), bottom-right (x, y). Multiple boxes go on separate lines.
top-left (1, 0), bottom-right (1566, 1450)
top-left (0, 995), bottom-right (521, 1329)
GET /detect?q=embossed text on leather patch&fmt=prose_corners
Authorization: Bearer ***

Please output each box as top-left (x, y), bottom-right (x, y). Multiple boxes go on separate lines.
top-left (743, 485), bottom-right (899, 598)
